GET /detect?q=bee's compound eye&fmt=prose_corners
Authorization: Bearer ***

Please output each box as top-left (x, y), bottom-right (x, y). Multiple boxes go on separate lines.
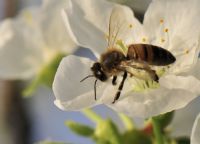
top-left (95, 63), bottom-right (101, 69)
top-left (91, 62), bottom-right (101, 70)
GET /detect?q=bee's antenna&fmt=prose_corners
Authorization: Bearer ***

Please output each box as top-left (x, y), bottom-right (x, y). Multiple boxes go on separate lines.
top-left (94, 79), bottom-right (98, 100)
top-left (80, 75), bottom-right (94, 82)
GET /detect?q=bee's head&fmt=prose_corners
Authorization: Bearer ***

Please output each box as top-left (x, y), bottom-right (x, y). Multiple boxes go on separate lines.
top-left (91, 62), bottom-right (107, 81)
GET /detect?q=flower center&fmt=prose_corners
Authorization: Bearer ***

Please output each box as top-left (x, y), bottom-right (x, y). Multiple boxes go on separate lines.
top-left (130, 66), bottom-right (170, 92)
top-left (132, 79), bottom-right (159, 92)
top-left (42, 46), bottom-right (59, 64)
top-left (103, 19), bottom-right (176, 92)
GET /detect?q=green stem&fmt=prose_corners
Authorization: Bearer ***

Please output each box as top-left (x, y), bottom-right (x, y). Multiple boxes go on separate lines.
top-left (118, 113), bottom-right (135, 130)
top-left (82, 108), bottom-right (103, 123)
top-left (152, 117), bottom-right (164, 144)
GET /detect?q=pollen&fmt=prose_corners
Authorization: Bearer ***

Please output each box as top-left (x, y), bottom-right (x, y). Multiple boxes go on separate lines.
top-left (142, 37), bottom-right (147, 42)
top-left (161, 38), bottom-right (165, 43)
top-left (185, 49), bottom-right (189, 54)
top-left (164, 28), bottom-right (169, 33)
top-left (160, 19), bottom-right (164, 24)
top-left (129, 24), bottom-right (133, 28)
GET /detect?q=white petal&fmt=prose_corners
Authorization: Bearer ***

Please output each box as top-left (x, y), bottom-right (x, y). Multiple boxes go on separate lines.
top-left (106, 5), bottom-right (145, 46)
top-left (109, 88), bottom-right (196, 118)
top-left (189, 59), bottom-right (200, 80)
top-left (144, 0), bottom-right (200, 44)
top-left (160, 75), bottom-right (200, 95)
top-left (170, 96), bottom-right (200, 137)
top-left (99, 77), bottom-right (132, 103)
top-left (168, 40), bottom-right (199, 74)
top-left (39, 0), bottom-right (76, 53)
top-left (191, 113), bottom-right (200, 144)
top-left (62, 0), bottom-right (117, 56)
top-left (0, 8), bottom-right (43, 80)
top-left (144, 0), bottom-right (200, 72)
top-left (99, 75), bottom-right (200, 118)
top-left (53, 55), bottom-right (106, 110)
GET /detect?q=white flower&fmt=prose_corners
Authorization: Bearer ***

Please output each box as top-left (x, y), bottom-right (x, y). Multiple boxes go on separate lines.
top-left (0, 0), bottom-right (76, 80)
top-left (171, 96), bottom-right (200, 137)
top-left (191, 112), bottom-right (200, 144)
top-left (53, 0), bottom-right (200, 118)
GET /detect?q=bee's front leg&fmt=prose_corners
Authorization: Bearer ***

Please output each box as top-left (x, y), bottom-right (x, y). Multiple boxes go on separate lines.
top-left (112, 72), bottom-right (127, 104)
top-left (112, 76), bottom-right (117, 85)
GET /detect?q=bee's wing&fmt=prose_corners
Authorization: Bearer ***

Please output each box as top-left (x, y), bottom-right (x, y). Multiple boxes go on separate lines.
top-left (107, 6), bottom-right (133, 51)
top-left (119, 60), bottom-right (150, 71)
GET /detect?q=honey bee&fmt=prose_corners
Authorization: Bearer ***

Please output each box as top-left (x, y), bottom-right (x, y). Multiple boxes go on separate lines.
top-left (81, 6), bottom-right (176, 103)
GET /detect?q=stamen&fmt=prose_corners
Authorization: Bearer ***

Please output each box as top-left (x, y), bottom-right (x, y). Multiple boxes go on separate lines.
top-left (104, 33), bottom-right (109, 40)
top-left (132, 79), bottom-right (160, 92)
top-left (174, 49), bottom-right (190, 57)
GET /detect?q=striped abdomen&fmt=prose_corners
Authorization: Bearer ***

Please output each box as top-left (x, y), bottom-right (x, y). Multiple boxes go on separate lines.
top-left (127, 44), bottom-right (176, 66)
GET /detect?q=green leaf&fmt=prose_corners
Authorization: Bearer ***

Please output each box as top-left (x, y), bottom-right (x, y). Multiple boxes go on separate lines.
top-left (94, 119), bottom-right (122, 144)
top-left (82, 109), bottom-right (103, 123)
top-left (175, 137), bottom-right (190, 144)
top-left (22, 53), bottom-right (66, 97)
top-left (152, 111), bottom-right (174, 130)
top-left (93, 138), bottom-right (111, 144)
top-left (152, 117), bottom-right (164, 144)
top-left (35, 140), bottom-right (67, 144)
top-left (22, 76), bottom-right (41, 97)
top-left (66, 121), bottom-right (94, 137)
top-left (122, 130), bottom-right (152, 144)
top-left (38, 53), bottom-right (66, 87)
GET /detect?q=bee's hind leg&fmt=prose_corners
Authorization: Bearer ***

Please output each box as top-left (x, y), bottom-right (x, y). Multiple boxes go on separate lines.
top-left (147, 69), bottom-right (159, 82)
top-left (152, 70), bottom-right (159, 82)
top-left (112, 72), bottom-right (127, 104)
top-left (112, 76), bottom-right (117, 85)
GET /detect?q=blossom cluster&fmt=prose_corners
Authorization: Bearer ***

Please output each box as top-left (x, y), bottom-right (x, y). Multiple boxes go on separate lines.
top-left (0, 0), bottom-right (200, 143)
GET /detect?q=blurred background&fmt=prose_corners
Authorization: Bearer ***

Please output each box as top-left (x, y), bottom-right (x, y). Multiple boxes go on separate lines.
top-left (0, 0), bottom-right (199, 144)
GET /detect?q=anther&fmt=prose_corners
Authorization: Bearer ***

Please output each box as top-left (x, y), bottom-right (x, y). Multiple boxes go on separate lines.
top-left (129, 24), bottom-right (133, 28)
top-left (160, 19), bottom-right (164, 24)
top-left (161, 38), bottom-right (165, 43)
top-left (164, 28), bottom-right (169, 33)
top-left (185, 49), bottom-right (189, 54)
top-left (142, 38), bottom-right (147, 42)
